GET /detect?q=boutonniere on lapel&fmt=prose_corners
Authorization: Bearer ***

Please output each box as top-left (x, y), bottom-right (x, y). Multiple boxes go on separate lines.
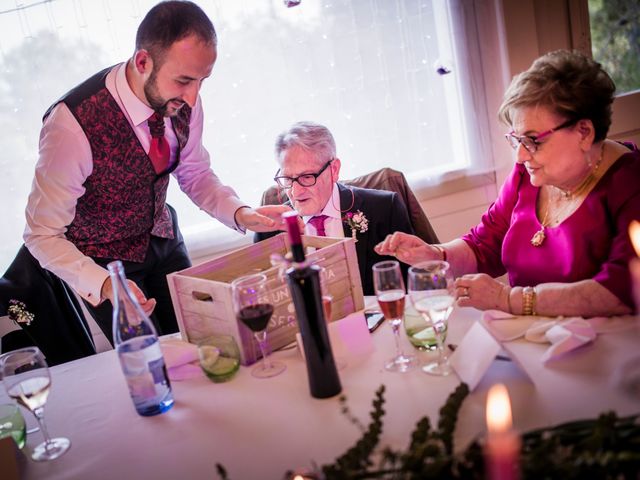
top-left (343, 210), bottom-right (369, 239)
top-left (8, 299), bottom-right (35, 326)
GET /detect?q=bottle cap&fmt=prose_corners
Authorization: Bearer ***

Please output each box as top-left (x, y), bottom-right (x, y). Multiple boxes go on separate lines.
top-left (283, 211), bottom-right (301, 244)
top-left (283, 211), bottom-right (305, 262)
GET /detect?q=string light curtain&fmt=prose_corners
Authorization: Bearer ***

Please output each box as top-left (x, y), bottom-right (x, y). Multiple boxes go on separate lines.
top-left (0, 0), bottom-right (487, 268)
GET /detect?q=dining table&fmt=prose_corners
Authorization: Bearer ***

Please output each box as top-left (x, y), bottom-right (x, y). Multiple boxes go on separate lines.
top-left (3, 299), bottom-right (639, 480)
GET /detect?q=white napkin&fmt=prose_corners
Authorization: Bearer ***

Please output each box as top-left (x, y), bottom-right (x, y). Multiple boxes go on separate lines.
top-left (160, 338), bottom-right (204, 380)
top-left (295, 311), bottom-right (374, 365)
top-left (480, 310), bottom-right (607, 364)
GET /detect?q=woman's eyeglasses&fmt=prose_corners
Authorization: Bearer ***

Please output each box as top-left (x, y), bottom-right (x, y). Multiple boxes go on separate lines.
top-left (505, 118), bottom-right (576, 154)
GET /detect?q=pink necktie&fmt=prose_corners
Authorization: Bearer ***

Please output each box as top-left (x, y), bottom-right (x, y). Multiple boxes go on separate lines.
top-left (308, 215), bottom-right (328, 236)
top-left (148, 112), bottom-right (170, 174)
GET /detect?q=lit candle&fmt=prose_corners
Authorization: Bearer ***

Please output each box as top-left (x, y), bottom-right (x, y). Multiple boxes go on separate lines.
top-left (630, 221), bottom-right (640, 256)
top-left (485, 384), bottom-right (520, 480)
top-left (289, 471), bottom-right (318, 480)
top-left (629, 220), bottom-right (640, 309)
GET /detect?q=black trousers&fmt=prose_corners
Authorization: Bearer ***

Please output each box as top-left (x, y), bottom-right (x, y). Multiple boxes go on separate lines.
top-left (84, 206), bottom-right (191, 345)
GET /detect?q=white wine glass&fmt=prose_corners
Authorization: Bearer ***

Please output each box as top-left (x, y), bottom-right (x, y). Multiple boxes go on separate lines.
top-left (232, 273), bottom-right (286, 378)
top-left (0, 346), bottom-right (71, 461)
top-left (408, 261), bottom-right (454, 376)
top-left (373, 260), bottom-right (416, 373)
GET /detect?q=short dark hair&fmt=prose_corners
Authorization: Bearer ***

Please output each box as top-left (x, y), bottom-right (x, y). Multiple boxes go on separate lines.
top-left (136, 1), bottom-right (217, 66)
top-left (498, 50), bottom-right (616, 142)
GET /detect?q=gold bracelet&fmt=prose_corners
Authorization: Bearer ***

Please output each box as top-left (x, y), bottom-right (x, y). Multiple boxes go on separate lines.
top-left (433, 244), bottom-right (447, 261)
top-left (532, 286), bottom-right (537, 315)
top-left (522, 286), bottom-right (537, 316)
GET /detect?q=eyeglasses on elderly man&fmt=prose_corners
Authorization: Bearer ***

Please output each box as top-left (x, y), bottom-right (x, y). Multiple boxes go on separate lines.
top-left (273, 159), bottom-right (334, 188)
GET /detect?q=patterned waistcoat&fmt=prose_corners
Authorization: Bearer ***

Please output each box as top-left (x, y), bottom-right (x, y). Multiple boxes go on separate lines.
top-left (43, 66), bottom-right (191, 263)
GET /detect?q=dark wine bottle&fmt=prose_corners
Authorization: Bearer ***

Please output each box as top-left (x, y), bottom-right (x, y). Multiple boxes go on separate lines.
top-left (283, 211), bottom-right (342, 399)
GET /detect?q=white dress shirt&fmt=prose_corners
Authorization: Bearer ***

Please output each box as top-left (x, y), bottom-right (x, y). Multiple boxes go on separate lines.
top-left (303, 184), bottom-right (345, 237)
top-left (24, 62), bottom-right (247, 306)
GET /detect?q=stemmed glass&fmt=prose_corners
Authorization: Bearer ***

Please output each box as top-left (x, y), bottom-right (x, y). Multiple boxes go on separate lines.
top-left (408, 261), bottom-right (455, 376)
top-left (373, 260), bottom-right (416, 373)
top-left (317, 265), bottom-right (348, 370)
top-left (318, 266), bottom-right (333, 321)
top-left (232, 273), bottom-right (286, 378)
top-left (0, 346), bottom-right (71, 461)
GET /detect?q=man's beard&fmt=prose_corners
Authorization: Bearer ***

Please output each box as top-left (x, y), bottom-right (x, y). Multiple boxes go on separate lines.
top-left (143, 68), bottom-right (183, 116)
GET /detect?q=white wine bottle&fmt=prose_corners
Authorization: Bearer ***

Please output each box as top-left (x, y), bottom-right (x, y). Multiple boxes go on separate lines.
top-left (108, 260), bottom-right (174, 416)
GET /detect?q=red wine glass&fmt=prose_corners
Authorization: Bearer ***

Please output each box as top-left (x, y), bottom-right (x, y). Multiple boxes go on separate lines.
top-left (232, 273), bottom-right (286, 378)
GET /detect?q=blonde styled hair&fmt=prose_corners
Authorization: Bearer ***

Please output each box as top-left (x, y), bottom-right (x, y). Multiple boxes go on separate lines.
top-left (498, 50), bottom-right (615, 142)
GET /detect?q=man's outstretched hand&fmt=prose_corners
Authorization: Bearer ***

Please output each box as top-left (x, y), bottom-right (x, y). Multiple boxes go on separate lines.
top-left (235, 205), bottom-right (297, 233)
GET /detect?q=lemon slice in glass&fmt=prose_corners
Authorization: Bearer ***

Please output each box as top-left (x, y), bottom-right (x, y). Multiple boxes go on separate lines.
top-left (208, 357), bottom-right (239, 375)
top-left (199, 345), bottom-right (221, 370)
top-left (198, 345), bottom-right (240, 382)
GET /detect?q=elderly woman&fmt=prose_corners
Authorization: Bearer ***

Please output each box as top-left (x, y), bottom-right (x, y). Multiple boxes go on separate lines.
top-left (376, 50), bottom-right (639, 317)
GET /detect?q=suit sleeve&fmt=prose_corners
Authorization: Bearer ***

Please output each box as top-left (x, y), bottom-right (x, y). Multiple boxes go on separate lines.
top-left (389, 192), bottom-right (415, 237)
top-left (253, 230), bottom-right (281, 243)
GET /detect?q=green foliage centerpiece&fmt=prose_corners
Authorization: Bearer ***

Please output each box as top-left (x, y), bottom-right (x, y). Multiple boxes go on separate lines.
top-left (217, 383), bottom-right (640, 479)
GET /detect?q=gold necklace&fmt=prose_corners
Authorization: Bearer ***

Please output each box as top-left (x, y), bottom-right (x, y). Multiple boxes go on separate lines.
top-left (530, 144), bottom-right (604, 247)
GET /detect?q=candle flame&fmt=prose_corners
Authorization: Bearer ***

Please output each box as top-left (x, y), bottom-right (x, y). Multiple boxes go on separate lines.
top-left (630, 220), bottom-right (640, 257)
top-left (486, 384), bottom-right (512, 433)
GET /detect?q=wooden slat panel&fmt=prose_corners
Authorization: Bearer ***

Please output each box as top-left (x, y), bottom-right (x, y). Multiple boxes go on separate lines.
top-left (167, 234), bottom-right (364, 365)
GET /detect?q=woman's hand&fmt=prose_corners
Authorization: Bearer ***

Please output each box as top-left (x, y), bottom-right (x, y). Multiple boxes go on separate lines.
top-left (454, 273), bottom-right (510, 312)
top-left (374, 232), bottom-right (435, 265)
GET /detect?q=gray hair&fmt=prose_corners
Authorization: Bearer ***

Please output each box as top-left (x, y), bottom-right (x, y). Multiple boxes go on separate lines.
top-left (275, 121), bottom-right (336, 165)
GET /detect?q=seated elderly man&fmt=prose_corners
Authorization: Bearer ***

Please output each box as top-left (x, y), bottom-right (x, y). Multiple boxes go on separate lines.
top-left (255, 121), bottom-right (415, 295)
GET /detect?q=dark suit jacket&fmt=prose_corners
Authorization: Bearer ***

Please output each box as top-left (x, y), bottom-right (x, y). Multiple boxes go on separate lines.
top-left (0, 245), bottom-right (96, 365)
top-left (255, 183), bottom-right (415, 295)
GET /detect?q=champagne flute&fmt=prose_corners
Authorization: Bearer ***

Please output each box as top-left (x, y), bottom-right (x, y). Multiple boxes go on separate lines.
top-left (373, 260), bottom-right (417, 373)
top-left (318, 266), bottom-right (333, 321)
top-left (0, 347), bottom-right (71, 461)
top-left (408, 261), bottom-right (455, 376)
top-left (232, 273), bottom-right (286, 378)
top-left (317, 266), bottom-right (348, 370)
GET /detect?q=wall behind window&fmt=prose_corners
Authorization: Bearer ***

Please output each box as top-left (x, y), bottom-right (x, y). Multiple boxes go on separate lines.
top-left (0, 0), bottom-right (486, 271)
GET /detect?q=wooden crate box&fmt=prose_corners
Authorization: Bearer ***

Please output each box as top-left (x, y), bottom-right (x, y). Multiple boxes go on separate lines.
top-left (167, 233), bottom-right (364, 365)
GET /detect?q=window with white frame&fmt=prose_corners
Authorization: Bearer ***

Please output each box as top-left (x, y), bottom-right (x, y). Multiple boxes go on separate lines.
top-left (0, 0), bottom-right (493, 270)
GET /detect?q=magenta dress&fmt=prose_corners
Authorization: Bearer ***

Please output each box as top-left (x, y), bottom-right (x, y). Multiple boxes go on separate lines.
top-left (462, 143), bottom-right (640, 309)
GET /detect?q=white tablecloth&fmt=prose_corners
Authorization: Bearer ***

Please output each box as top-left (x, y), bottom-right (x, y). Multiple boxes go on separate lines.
top-left (4, 305), bottom-right (639, 480)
